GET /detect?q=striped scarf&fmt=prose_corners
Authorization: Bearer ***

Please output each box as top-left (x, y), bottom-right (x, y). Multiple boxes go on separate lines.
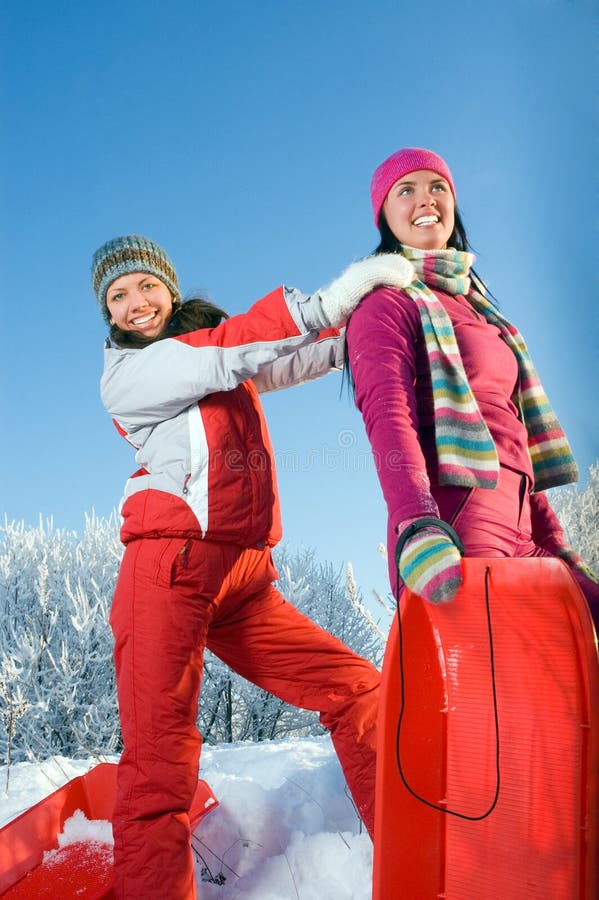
top-left (400, 246), bottom-right (578, 492)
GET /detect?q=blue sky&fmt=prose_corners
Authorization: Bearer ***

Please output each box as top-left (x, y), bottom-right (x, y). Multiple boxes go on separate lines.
top-left (1, 0), bottom-right (597, 604)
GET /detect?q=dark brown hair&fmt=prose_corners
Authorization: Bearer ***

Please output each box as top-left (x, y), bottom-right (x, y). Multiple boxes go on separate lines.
top-left (109, 296), bottom-right (229, 348)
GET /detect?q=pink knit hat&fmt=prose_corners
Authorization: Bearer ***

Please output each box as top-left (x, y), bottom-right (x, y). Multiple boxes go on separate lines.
top-left (370, 147), bottom-right (456, 227)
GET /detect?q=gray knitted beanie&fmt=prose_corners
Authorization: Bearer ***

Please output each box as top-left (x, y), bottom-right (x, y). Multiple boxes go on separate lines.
top-left (91, 234), bottom-right (181, 322)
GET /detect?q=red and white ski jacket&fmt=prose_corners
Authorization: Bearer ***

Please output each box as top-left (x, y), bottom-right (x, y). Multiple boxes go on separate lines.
top-left (101, 285), bottom-right (343, 546)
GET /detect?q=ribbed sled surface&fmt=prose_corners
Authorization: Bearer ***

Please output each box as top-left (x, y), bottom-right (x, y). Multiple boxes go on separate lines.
top-left (373, 557), bottom-right (598, 900)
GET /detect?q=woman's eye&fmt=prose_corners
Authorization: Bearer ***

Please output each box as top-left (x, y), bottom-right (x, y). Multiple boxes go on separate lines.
top-left (110, 292), bottom-right (124, 302)
top-left (432, 183), bottom-right (446, 192)
top-left (399, 186), bottom-right (412, 196)
top-left (142, 282), bottom-right (155, 291)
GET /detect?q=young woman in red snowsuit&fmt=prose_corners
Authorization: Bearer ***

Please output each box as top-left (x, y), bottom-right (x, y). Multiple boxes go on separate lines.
top-left (345, 148), bottom-right (598, 629)
top-left (91, 234), bottom-right (415, 899)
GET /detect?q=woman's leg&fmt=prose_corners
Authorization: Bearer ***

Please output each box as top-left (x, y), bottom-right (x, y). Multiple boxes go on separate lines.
top-left (109, 538), bottom-right (234, 900)
top-left (206, 546), bottom-right (380, 837)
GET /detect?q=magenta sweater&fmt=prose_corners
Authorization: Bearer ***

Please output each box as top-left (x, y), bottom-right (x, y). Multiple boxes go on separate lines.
top-left (346, 286), bottom-right (536, 537)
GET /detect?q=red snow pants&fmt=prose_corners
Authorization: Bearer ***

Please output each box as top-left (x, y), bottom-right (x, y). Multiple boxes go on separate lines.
top-left (109, 538), bottom-right (380, 900)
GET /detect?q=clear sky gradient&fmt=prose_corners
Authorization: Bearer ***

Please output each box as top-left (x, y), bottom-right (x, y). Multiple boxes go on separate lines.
top-left (1, 0), bottom-right (597, 604)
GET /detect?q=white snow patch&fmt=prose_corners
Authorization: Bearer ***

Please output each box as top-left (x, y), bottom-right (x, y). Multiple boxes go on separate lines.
top-left (56, 809), bottom-right (114, 848)
top-left (1, 737), bottom-right (373, 899)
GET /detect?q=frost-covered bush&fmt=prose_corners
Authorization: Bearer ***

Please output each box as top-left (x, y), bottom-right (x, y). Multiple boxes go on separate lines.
top-left (1, 464), bottom-right (595, 769)
top-left (0, 514), bottom-right (122, 773)
top-left (0, 515), bottom-right (385, 765)
top-left (548, 461), bottom-right (599, 573)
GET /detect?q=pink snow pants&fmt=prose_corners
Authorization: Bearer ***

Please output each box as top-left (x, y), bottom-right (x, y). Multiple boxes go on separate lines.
top-left (433, 465), bottom-right (599, 629)
top-left (109, 539), bottom-right (380, 899)
top-left (388, 465), bottom-right (599, 630)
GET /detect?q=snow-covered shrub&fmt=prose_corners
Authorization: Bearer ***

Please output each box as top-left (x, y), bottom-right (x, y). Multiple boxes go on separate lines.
top-left (548, 461), bottom-right (599, 573)
top-left (1, 464), bottom-right (595, 765)
top-left (0, 514), bottom-right (122, 766)
top-left (0, 515), bottom-right (384, 762)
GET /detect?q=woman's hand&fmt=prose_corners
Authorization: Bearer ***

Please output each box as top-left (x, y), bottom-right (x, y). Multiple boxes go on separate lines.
top-left (318, 253), bottom-right (415, 327)
top-left (396, 517), bottom-right (464, 604)
top-left (541, 535), bottom-right (598, 584)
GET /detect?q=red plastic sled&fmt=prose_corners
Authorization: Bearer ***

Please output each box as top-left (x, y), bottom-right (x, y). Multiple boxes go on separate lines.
top-left (0, 763), bottom-right (218, 898)
top-left (373, 557), bottom-right (599, 900)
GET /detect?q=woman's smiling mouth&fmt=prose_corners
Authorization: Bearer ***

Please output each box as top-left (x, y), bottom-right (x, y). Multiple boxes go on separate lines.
top-left (132, 311), bottom-right (157, 327)
top-left (413, 215), bottom-right (440, 226)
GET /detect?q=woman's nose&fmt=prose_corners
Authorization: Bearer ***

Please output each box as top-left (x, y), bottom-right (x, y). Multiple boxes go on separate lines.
top-left (131, 290), bottom-right (149, 310)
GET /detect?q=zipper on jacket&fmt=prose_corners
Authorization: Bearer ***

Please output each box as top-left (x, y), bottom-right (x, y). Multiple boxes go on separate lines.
top-left (178, 540), bottom-right (191, 568)
top-left (182, 473), bottom-right (191, 495)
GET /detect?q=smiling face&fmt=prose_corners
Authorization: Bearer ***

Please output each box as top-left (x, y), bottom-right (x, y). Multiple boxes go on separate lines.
top-left (382, 169), bottom-right (455, 250)
top-left (106, 272), bottom-right (174, 338)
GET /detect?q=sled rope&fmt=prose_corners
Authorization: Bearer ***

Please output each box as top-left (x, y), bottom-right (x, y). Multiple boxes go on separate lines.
top-left (394, 565), bottom-right (501, 820)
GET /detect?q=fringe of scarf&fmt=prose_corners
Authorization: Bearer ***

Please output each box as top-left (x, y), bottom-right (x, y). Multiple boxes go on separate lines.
top-left (399, 246), bottom-right (578, 492)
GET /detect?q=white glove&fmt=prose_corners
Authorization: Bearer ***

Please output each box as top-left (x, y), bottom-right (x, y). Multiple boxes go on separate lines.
top-left (318, 253), bottom-right (415, 327)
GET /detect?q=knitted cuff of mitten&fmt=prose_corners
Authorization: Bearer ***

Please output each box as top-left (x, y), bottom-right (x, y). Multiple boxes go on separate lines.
top-left (555, 545), bottom-right (599, 584)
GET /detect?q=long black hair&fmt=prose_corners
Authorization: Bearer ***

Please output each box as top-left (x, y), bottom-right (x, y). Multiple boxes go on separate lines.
top-left (374, 208), bottom-right (470, 255)
top-left (109, 295), bottom-right (229, 348)
top-left (373, 209), bottom-right (492, 299)
top-left (343, 209), bottom-right (495, 395)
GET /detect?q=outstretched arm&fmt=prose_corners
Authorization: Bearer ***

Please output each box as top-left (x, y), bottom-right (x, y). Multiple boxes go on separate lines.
top-left (252, 328), bottom-right (344, 393)
top-left (102, 286), bottom-right (320, 429)
top-left (102, 255), bottom-right (415, 431)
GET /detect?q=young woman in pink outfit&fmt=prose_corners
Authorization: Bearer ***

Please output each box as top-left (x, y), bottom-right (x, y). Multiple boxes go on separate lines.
top-left (345, 147), bottom-right (598, 627)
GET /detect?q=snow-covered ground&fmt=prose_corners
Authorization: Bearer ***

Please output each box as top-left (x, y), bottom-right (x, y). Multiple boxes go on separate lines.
top-left (1, 735), bottom-right (373, 899)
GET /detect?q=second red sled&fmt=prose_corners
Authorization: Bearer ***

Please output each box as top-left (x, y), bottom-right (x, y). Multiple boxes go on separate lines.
top-left (0, 762), bottom-right (218, 898)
